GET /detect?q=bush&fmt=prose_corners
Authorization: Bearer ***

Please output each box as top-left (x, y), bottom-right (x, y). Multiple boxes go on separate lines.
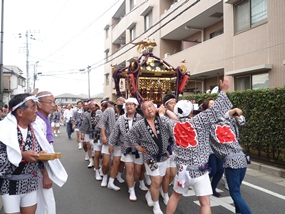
top-left (182, 87), bottom-right (285, 163)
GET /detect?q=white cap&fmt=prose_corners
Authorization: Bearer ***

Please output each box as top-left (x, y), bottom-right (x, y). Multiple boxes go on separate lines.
top-left (174, 100), bottom-right (193, 118)
top-left (125, 97), bottom-right (139, 105)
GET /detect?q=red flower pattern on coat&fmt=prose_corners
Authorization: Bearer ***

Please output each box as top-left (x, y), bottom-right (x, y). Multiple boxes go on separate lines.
top-left (174, 121), bottom-right (198, 148)
top-left (215, 125), bottom-right (237, 144)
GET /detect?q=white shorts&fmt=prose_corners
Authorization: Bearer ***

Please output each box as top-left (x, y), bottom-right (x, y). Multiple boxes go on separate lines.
top-left (2, 190), bottom-right (37, 213)
top-left (84, 134), bottom-right (93, 144)
top-left (144, 160), bottom-right (167, 177)
top-left (121, 152), bottom-right (144, 165)
top-left (51, 122), bottom-right (60, 127)
top-left (167, 156), bottom-right (176, 168)
top-left (101, 144), bottom-right (121, 157)
top-left (93, 140), bottom-right (102, 152)
top-left (173, 172), bottom-right (212, 196)
top-left (74, 128), bottom-right (80, 132)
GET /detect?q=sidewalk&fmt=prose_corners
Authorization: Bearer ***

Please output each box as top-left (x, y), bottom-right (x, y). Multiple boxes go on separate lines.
top-left (248, 161), bottom-right (285, 178)
top-left (0, 161), bottom-right (284, 212)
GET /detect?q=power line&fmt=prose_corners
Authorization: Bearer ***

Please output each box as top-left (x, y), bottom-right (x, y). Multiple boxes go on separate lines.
top-left (88, 0), bottom-right (199, 71)
top-left (38, 0), bottom-right (197, 77)
top-left (29, 55), bottom-right (83, 68)
top-left (43, 0), bottom-right (120, 60)
top-left (43, 0), bottom-right (71, 33)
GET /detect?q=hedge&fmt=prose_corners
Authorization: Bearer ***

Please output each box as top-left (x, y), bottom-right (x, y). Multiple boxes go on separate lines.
top-left (182, 87), bottom-right (285, 163)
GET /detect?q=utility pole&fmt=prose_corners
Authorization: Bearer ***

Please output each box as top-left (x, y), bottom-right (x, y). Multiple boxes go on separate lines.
top-left (33, 61), bottom-right (39, 90)
top-left (18, 30), bottom-right (37, 93)
top-left (0, 0), bottom-right (4, 108)
top-left (25, 30), bottom-right (29, 93)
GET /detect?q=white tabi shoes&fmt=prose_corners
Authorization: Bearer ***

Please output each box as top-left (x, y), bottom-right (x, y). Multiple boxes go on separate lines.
top-left (116, 174), bottom-right (125, 183)
top-left (95, 170), bottom-right (102, 181)
top-left (78, 142), bottom-right (82, 150)
top-left (101, 175), bottom-right (108, 187)
top-left (87, 159), bottom-right (94, 168)
top-left (153, 207), bottom-right (163, 214)
top-left (129, 187), bottom-right (137, 202)
top-left (139, 180), bottom-right (148, 191)
top-left (145, 190), bottom-right (154, 207)
top-left (84, 153), bottom-right (89, 161)
top-left (107, 179), bottom-right (120, 191)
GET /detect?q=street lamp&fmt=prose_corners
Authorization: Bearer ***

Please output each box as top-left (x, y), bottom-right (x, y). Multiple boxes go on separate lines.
top-left (33, 61), bottom-right (39, 90)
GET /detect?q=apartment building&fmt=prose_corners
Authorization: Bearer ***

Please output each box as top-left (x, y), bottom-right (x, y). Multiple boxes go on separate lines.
top-left (103, 0), bottom-right (285, 100)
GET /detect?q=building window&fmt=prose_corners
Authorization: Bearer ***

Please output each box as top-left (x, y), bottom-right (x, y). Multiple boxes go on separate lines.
top-left (105, 28), bottom-right (109, 39)
top-left (18, 78), bottom-right (22, 86)
top-left (235, 73), bottom-right (268, 91)
top-left (145, 10), bottom-right (153, 31)
top-left (72, 98), bottom-right (76, 101)
top-left (130, 26), bottom-right (136, 41)
top-left (65, 98), bottom-right (68, 101)
top-left (106, 73), bottom-right (110, 86)
top-left (252, 73), bottom-right (269, 90)
top-left (234, 0), bottom-right (267, 33)
top-left (210, 28), bottom-right (224, 39)
top-left (105, 50), bottom-right (109, 62)
top-left (130, 0), bottom-right (136, 10)
top-left (235, 76), bottom-right (251, 91)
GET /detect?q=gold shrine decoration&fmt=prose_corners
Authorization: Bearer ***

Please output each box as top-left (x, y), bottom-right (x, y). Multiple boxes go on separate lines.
top-left (179, 64), bottom-right (187, 74)
top-left (138, 77), bottom-right (172, 92)
top-left (132, 38), bottom-right (157, 54)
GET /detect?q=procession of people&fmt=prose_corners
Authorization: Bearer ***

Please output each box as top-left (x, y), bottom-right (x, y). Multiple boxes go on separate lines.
top-left (0, 77), bottom-right (252, 214)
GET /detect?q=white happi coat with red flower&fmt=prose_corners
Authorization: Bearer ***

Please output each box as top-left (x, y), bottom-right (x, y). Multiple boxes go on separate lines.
top-left (209, 114), bottom-right (247, 169)
top-left (173, 92), bottom-right (232, 179)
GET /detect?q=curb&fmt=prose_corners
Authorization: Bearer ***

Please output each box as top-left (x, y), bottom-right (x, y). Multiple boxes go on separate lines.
top-left (248, 161), bottom-right (285, 178)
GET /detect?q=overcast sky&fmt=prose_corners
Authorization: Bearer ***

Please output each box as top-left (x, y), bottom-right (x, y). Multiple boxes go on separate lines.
top-left (2, 0), bottom-right (121, 96)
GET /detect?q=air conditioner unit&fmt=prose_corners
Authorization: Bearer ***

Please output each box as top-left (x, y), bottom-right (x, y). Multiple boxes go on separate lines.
top-left (224, 0), bottom-right (239, 4)
top-left (164, 53), bottom-right (171, 58)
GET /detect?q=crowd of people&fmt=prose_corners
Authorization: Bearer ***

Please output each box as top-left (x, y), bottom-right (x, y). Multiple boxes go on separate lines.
top-left (0, 76), bottom-right (252, 214)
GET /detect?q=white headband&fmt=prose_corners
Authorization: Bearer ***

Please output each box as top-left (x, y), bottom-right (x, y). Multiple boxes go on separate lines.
top-left (11, 96), bottom-right (39, 112)
top-left (36, 93), bottom-right (53, 99)
top-left (164, 98), bottom-right (176, 105)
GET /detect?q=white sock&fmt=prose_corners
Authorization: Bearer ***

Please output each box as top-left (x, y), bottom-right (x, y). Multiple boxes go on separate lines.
top-left (117, 172), bottom-right (122, 178)
top-left (139, 180), bottom-right (144, 185)
top-left (129, 186), bottom-right (135, 193)
top-left (153, 201), bottom-right (159, 208)
top-left (103, 174), bottom-right (108, 180)
top-left (109, 177), bottom-right (114, 184)
top-left (164, 193), bottom-right (169, 199)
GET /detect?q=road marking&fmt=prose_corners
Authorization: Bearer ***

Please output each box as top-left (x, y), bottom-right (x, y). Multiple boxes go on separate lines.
top-left (184, 188), bottom-right (236, 213)
top-left (182, 181), bottom-right (285, 212)
top-left (242, 181), bottom-right (285, 200)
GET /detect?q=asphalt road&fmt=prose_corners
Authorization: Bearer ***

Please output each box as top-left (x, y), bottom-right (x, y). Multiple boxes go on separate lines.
top-left (1, 126), bottom-right (285, 213)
